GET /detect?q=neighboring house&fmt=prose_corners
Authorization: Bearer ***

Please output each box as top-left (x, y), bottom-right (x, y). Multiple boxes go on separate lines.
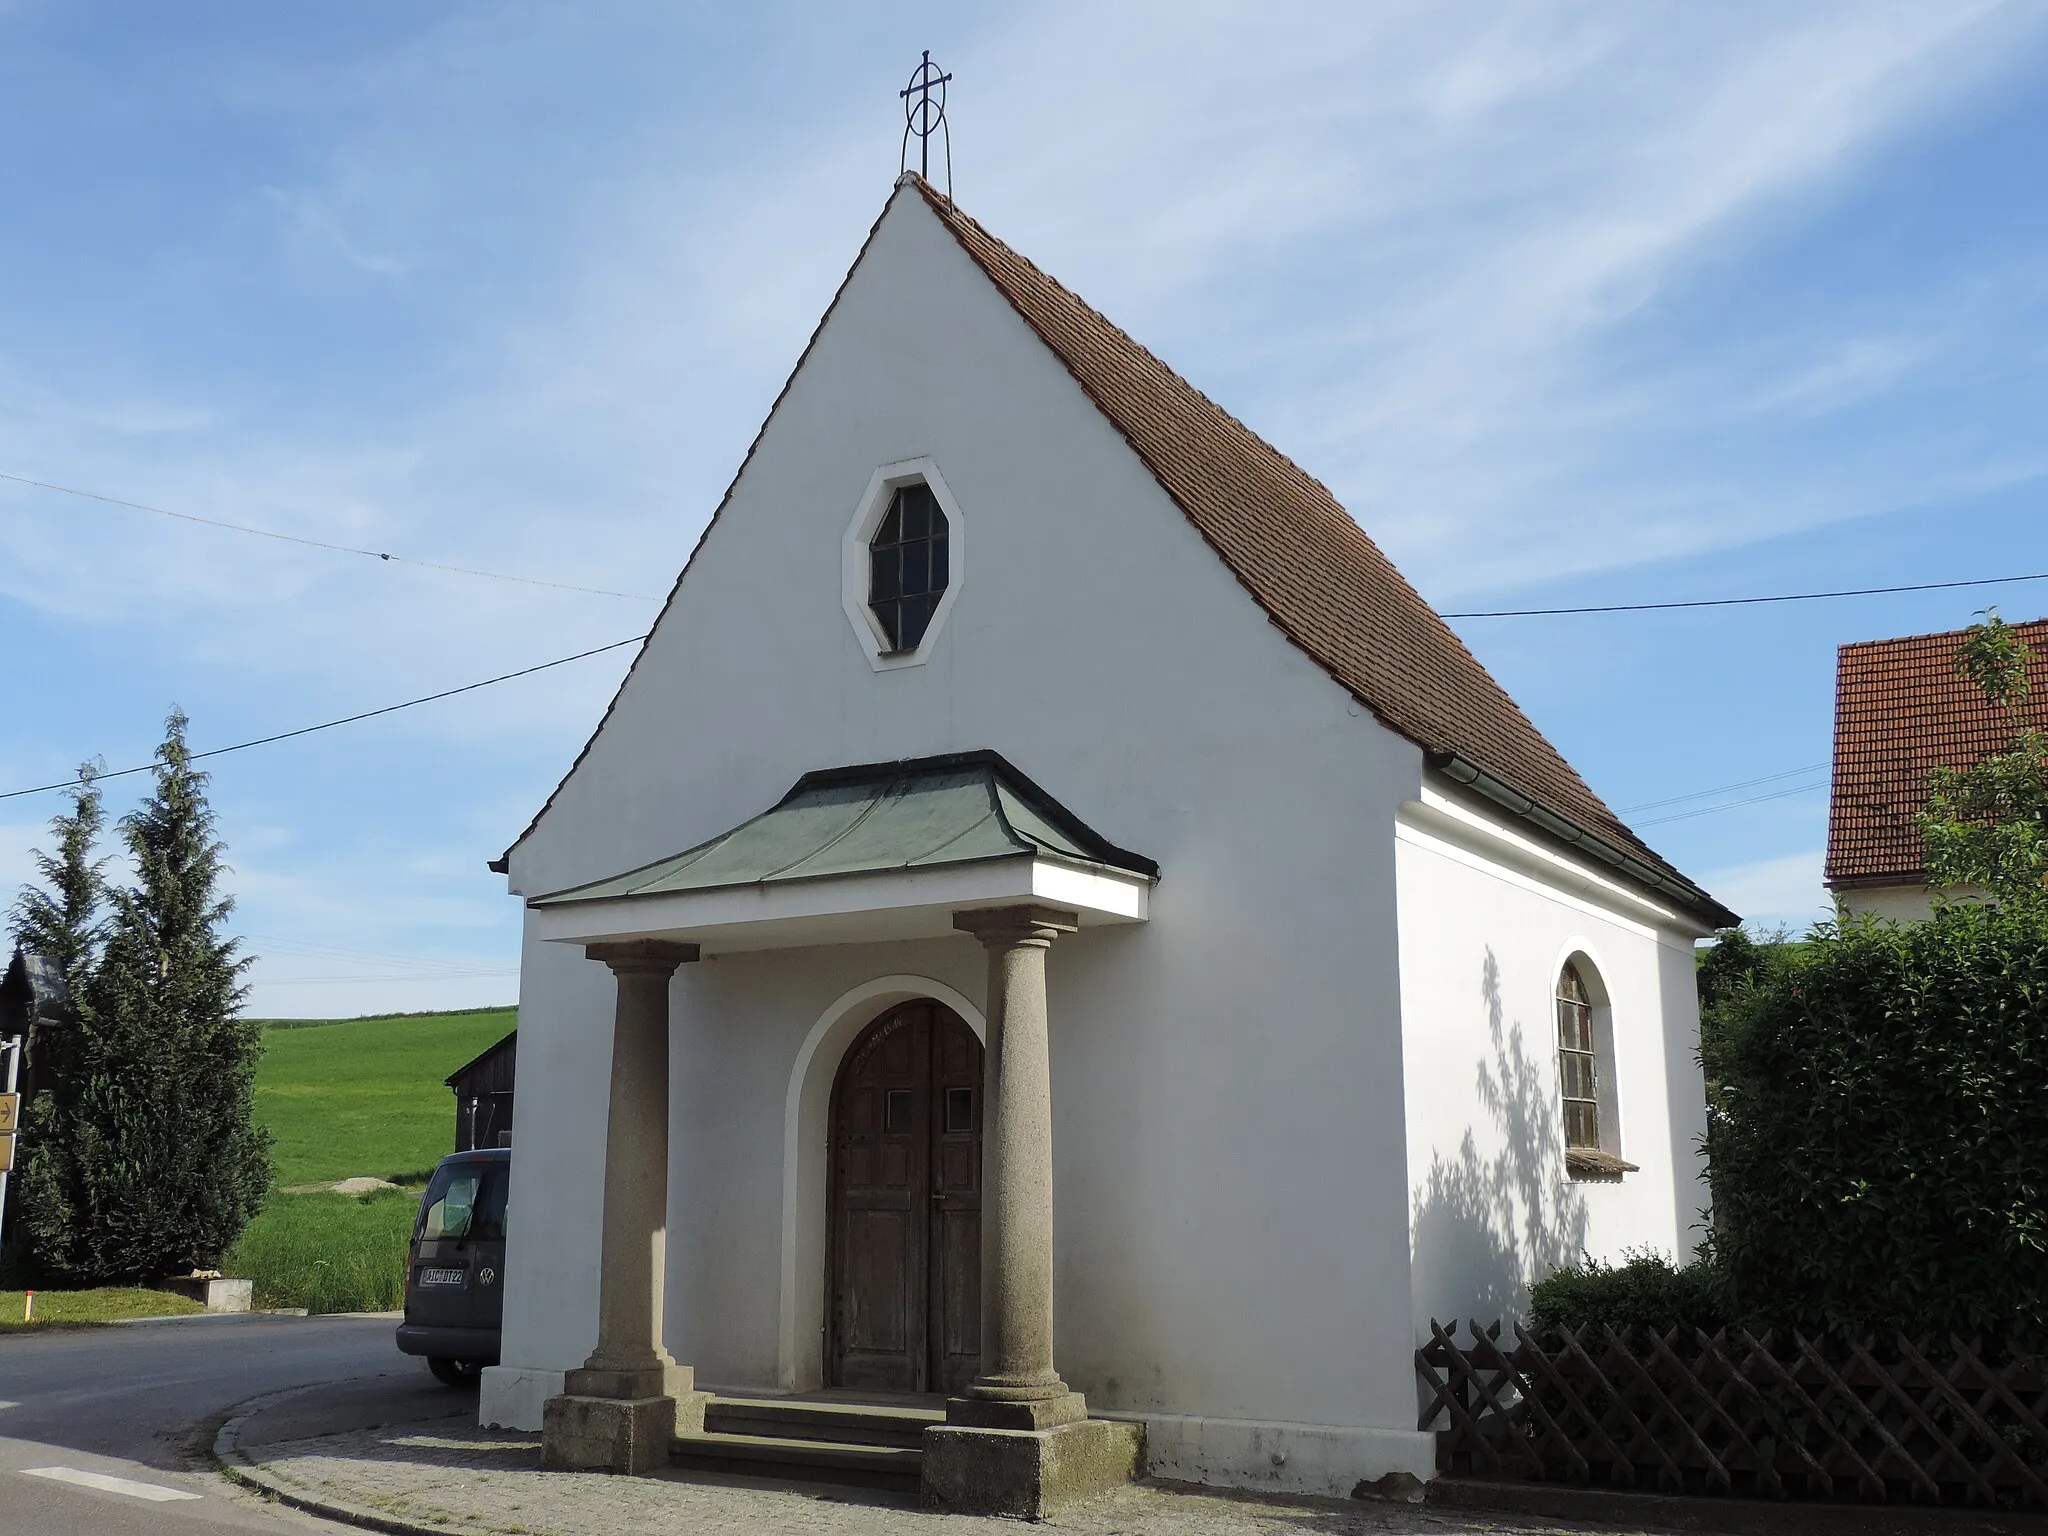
top-left (1826, 617), bottom-right (2048, 922)
top-left (447, 1029), bottom-right (516, 1152)
top-left (480, 175), bottom-right (1735, 1496)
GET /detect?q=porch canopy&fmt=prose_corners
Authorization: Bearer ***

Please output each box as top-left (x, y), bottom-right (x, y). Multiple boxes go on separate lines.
top-left (526, 750), bottom-right (1156, 954)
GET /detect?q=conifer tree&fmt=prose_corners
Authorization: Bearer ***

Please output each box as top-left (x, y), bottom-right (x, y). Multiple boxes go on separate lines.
top-left (8, 761), bottom-right (107, 989)
top-left (29, 712), bottom-right (270, 1282)
top-left (7, 764), bottom-right (106, 1270)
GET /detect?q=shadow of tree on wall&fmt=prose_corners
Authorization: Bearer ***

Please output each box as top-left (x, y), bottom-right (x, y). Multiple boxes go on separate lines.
top-left (1410, 948), bottom-right (1587, 1326)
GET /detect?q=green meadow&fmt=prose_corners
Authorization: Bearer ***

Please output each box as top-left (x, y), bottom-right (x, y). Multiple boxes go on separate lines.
top-left (253, 1006), bottom-right (515, 1187)
top-left (222, 1006), bottom-right (515, 1312)
top-left (0, 1287), bottom-right (204, 1332)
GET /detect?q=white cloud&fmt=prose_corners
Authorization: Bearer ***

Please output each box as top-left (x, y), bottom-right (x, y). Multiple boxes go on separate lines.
top-left (1699, 849), bottom-right (1833, 934)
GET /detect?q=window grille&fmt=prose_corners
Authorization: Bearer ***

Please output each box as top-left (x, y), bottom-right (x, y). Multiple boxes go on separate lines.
top-left (1556, 961), bottom-right (1599, 1150)
top-left (868, 483), bottom-right (949, 652)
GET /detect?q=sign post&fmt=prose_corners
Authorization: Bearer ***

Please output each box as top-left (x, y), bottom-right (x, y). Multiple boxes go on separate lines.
top-left (1, 945), bottom-right (71, 1272)
top-left (0, 1039), bottom-right (19, 1258)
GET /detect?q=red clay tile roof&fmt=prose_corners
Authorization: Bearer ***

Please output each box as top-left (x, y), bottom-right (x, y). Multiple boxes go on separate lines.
top-left (1826, 617), bottom-right (2048, 888)
top-left (913, 179), bottom-right (1722, 920)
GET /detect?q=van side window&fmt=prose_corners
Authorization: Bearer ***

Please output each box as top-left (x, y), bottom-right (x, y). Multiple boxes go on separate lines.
top-left (471, 1169), bottom-right (508, 1242)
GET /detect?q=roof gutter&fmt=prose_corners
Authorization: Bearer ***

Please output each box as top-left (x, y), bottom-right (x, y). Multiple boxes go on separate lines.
top-left (1427, 752), bottom-right (1738, 930)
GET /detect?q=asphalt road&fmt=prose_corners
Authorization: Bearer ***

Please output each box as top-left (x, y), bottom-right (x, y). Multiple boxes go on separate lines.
top-left (0, 1311), bottom-right (464, 1536)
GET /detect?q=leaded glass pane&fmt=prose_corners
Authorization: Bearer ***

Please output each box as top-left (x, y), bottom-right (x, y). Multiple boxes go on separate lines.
top-left (867, 483), bottom-right (951, 653)
top-left (885, 1089), bottom-right (913, 1135)
top-left (1556, 962), bottom-right (1600, 1151)
top-left (1564, 1100), bottom-right (1600, 1152)
top-left (871, 545), bottom-right (901, 602)
top-left (945, 1087), bottom-right (974, 1134)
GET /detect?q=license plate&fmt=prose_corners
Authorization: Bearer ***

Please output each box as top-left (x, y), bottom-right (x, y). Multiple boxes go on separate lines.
top-left (417, 1267), bottom-right (466, 1287)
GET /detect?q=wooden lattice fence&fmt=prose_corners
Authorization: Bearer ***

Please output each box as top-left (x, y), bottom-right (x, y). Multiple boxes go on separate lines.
top-left (1418, 1319), bottom-right (2048, 1510)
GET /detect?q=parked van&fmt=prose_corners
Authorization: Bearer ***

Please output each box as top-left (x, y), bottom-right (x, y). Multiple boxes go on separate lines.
top-left (397, 1147), bottom-right (508, 1386)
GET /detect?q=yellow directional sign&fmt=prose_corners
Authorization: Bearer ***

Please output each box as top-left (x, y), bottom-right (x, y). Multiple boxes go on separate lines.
top-left (0, 1092), bottom-right (17, 1133)
top-left (0, 1132), bottom-right (13, 1174)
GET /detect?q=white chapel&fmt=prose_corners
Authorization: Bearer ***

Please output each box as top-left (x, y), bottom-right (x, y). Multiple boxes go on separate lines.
top-left (478, 173), bottom-right (1736, 1513)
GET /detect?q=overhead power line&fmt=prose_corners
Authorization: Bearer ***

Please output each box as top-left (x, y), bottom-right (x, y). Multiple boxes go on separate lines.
top-left (0, 633), bottom-right (648, 802)
top-left (257, 969), bottom-right (520, 986)
top-left (0, 471), bottom-right (664, 603)
top-left (1633, 777), bottom-right (1829, 828)
top-left (1618, 763), bottom-right (1829, 815)
top-left (1443, 570), bottom-right (2048, 618)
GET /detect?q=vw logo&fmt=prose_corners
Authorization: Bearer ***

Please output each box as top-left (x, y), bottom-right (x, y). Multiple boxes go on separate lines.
top-left (478, 1267), bottom-right (497, 1287)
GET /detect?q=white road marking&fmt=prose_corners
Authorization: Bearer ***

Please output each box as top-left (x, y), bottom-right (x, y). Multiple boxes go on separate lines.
top-left (0, 1401), bottom-right (17, 1410)
top-left (23, 1465), bottom-right (203, 1501)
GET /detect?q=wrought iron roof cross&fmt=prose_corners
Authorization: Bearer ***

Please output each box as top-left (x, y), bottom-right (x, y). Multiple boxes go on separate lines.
top-left (900, 50), bottom-right (953, 196)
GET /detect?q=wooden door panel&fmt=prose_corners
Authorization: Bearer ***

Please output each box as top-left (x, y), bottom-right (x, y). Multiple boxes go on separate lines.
top-left (828, 1002), bottom-right (981, 1394)
top-left (936, 1207), bottom-right (981, 1354)
top-left (929, 1013), bottom-right (983, 1396)
top-left (842, 1207), bottom-right (911, 1353)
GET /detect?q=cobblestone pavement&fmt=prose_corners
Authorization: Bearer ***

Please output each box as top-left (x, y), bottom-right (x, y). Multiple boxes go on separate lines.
top-left (231, 1420), bottom-right (1639, 1536)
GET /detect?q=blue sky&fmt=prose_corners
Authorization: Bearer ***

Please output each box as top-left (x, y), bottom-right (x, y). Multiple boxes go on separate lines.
top-left (2, 2), bottom-right (2045, 1016)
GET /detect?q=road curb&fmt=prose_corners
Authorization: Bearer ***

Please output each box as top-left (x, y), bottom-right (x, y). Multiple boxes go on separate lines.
top-left (1427, 1477), bottom-right (2045, 1536)
top-left (210, 1380), bottom-right (460, 1536)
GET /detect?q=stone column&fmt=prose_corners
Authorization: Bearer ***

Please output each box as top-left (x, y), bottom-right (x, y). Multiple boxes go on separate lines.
top-left (542, 938), bottom-right (707, 1475)
top-left (924, 906), bottom-right (1143, 1517)
top-left (947, 905), bottom-right (1084, 1431)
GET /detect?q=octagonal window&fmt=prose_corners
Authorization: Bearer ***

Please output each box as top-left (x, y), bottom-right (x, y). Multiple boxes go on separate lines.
top-left (868, 482), bottom-right (950, 653)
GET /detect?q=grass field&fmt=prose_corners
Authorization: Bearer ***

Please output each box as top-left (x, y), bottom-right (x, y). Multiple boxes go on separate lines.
top-left (0, 1287), bottom-right (204, 1331)
top-left (218, 1006), bottom-right (515, 1312)
top-left (225, 1189), bottom-right (421, 1312)
top-left (252, 1006), bottom-right (515, 1187)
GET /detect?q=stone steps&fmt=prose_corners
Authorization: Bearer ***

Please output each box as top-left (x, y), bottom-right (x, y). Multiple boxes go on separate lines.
top-left (672, 1396), bottom-right (944, 1492)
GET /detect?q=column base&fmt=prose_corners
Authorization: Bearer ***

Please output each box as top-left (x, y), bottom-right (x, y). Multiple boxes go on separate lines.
top-left (563, 1362), bottom-right (695, 1401)
top-left (921, 1417), bottom-right (1144, 1519)
top-left (945, 1390), bottom-right (1088, 1430)
top-left (541, 1390), bottom-right (709, 1475)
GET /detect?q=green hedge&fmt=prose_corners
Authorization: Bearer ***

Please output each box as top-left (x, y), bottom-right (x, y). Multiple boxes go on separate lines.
top-left (1530, 1249), bottom-right (1727, 1338)
top-left (1704, 905), bottom-right (2048, 1337)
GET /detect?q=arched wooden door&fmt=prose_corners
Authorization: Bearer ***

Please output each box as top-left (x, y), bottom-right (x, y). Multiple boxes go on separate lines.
top-left (827, 1001), bottom-right (982, 1394)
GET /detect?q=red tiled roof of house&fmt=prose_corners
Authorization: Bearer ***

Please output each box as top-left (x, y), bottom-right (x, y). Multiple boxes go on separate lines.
top-left (1826, 617), bottom-right (2048, 888)
top-left (913, 179), bottom-right (1725, 920)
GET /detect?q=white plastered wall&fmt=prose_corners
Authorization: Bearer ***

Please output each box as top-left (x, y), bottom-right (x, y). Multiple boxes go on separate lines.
top-left (1395, 786), bottom-right (1712, 1343)
top-left (480, 180), bottom-right (1433, 1491)
top-left (1834, 883), bottom-right (1941, 924)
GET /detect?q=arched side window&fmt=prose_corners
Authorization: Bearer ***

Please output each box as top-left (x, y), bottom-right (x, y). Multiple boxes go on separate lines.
top-left (1555, 962), bottom-right (1600, 1150)
top-left (1555, 957), bottom-right (1637, 1180)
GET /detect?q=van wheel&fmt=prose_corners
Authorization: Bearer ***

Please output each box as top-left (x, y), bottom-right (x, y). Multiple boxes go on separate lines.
top-left (428, 1357), bottom-right (482, 1388)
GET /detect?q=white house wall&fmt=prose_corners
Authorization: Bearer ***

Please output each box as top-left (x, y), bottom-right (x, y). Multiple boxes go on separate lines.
top-left (486, 181), bottom-right (1434, 1489)
top-left (1395, 791), bottom-right (1711, 1340)
top-left (1835, 883), bottom-right (1941, 924)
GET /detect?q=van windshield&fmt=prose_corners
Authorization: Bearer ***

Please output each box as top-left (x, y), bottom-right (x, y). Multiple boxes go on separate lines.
top-left (419, 1164), bottom-right (507, 1243)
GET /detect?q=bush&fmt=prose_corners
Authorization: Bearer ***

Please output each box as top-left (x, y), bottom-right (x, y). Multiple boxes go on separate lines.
top-left (223, 1189), bottom-right (418, 1314)
top-left (1706, 903), bottom-right (2048, 1337)
top-left (1530, 1249), bottom-right (1728, 1338)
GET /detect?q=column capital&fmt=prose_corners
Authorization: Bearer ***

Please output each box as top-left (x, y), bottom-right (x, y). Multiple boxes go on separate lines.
top-left (584, 939), bottom-right (700, 976)
top-left (953, 904), bottom-right (1079, 950)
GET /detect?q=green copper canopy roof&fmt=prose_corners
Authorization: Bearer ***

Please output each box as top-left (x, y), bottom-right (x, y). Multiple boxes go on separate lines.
top-left (533, 752), bottom-right (1156, 908)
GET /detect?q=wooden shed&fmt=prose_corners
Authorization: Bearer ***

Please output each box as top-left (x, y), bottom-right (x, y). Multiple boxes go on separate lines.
top-left (447, 1029), bottom-right (516, 1152)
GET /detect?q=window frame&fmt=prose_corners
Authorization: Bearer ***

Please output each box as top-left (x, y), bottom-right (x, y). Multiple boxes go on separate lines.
top-left (1556, 962), bottom-right (1599, 1151)
top-left (841, 458), bottom-right (967, 671)
top-left (866, 482), bottom-right (951, 654)
top-left (1552, 949), bottom-right (1634, 1180)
